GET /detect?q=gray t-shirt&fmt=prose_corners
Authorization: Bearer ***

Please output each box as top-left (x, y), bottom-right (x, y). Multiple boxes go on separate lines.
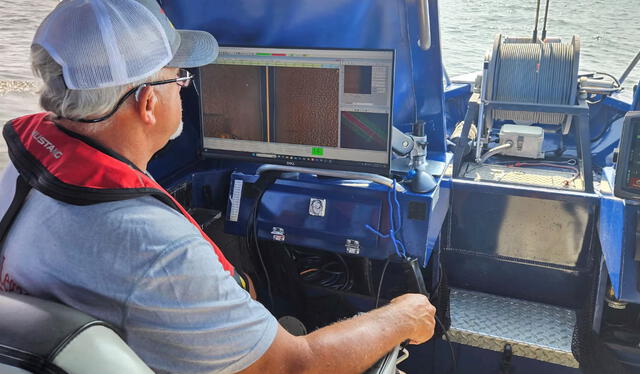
top-left (0, 163), bottom-right (278, 374)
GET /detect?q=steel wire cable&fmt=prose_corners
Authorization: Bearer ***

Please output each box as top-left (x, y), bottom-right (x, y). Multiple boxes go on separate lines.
top-left (492, 39), bottom-right (577, 126)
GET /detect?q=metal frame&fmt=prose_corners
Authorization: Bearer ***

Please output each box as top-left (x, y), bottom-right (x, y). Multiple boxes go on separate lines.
top-left (256, 164), bottom-right (406, 192)
top-left (481, 100), bottom-right (593, 193)
top-left (469, 35), bottom-right (593, 192)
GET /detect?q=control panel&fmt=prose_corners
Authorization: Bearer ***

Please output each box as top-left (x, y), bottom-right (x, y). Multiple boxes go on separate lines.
top-left (600, 166), bottom-right (640, 302)
top-left (224, 171), bottom-right (450, 265)
top-left (614, 112), bottom-right (640, 200)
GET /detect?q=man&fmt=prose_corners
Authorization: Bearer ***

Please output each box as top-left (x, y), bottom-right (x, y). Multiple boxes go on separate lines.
top-left (0, 0), bottom-right (436, 373)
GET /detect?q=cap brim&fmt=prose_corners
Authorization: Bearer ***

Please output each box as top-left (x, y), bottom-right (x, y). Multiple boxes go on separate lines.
top-left (167, 29), bottom-right (219, 68)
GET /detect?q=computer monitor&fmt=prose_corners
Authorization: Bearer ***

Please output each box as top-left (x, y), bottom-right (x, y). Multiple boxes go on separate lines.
top-left (198, 46), bottom-right (394, 174)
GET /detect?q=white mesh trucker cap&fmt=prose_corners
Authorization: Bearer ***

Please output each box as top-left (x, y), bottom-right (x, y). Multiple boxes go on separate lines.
top-left (32, 0), bottom-right (219, 90)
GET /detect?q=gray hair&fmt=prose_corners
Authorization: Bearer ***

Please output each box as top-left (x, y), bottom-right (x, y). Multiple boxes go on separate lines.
top-left (30, 45), bottom-right (162, 132)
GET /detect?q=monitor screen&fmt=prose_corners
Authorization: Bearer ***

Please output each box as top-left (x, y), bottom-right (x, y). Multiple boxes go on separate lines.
top-left (624, 117), bottom-right (640, 192)
top-left (615, 112), bottom-right (640, 200)
top-left (198, 47), bottom-right (394, 174)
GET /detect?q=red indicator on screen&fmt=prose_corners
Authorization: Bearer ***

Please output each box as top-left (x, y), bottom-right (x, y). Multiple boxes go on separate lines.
top-left (629, 178), bottom-right (640, 189)
top-left (256, 53), bottom-right (287, 56)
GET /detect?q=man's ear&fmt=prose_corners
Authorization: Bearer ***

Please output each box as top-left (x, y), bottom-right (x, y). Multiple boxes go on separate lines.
top-left (136, 85), bottom-right (157, 125)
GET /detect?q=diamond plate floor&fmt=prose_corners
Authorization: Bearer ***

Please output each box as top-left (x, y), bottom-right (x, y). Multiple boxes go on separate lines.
top-left (448, 288), bottom-right (579, 368)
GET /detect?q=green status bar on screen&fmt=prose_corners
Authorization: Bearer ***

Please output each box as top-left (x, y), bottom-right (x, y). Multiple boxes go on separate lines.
top-left (311, 147), bottom-right (324, 156)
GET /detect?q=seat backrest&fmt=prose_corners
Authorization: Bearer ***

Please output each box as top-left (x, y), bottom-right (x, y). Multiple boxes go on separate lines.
top-left (0, 292), bottom-right (154, 374)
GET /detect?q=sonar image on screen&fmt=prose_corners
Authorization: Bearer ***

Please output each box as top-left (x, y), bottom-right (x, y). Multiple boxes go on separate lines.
top-left (199, 47), bottom-right (394, 173)
top-left (273, 67), bottom-right (340, 147)
top-left (344, 65), bottom-right (372, 94)
top-left (200, 65), bottom-right (264, 141)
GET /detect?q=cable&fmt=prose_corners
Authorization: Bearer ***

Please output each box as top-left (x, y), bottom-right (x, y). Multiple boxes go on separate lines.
top-left (300, 268), bottom-right (319, 276)
top-left (593, 71), bottom-right (621, 90)
top-left (402, 256), bottom-right (457, 374)
top-left (294, 247), bottom-right (352, 291)
top-left (250, 196), bottom-right (274, 306)
top-left (436, 314), bottom-right (457, 374)
top-left (479, 141), bottom-right (513, 163)
top-left (507, 161), bottom-right (580, 186)
top-left (510, 161), bottom-right (579, 171)
top-left (492, 36), bottom-right (577, 128)
top-left (582, 71), bottom-right (622, 104)
top-left (495, 158), bottom-right (577, 166)
top-left (375, 260), bottom-right (457, 373)
top-left (334, 253), bottom-right (351, 291)
top-left (375, 258), bottom-right (391, 308)
top-left (366, 179), bottom-right (407, 258)
top-left (591, 113), bottom-right (624, 143)
top-left (245, 172), bottom-right (281, 307)
top-left (387, 180), bottom-right (404, 257)
top-left (367, 181), bottom-right (455, 371)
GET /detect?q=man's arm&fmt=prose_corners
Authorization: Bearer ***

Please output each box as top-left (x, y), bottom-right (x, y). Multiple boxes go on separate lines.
top-left (239, 293), bottom-right (436, 374)
top-left (121, 217), bottom-right (434, 374)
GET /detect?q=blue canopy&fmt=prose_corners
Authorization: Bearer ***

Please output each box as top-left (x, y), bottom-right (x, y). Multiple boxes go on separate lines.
top-left (153, 0), bottom-right (446, 179)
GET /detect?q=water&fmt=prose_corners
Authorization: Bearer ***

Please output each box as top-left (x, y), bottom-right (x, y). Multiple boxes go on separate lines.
top-left (0, 0), bottom-right (57, 168)
top-left (0, 0), bottom-right (639, 170)
top-left (439, 0), bottom-right (640, 95)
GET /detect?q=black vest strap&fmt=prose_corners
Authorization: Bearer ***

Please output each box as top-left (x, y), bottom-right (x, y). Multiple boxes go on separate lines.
top-left (0, 175), bottom-right (32, 244)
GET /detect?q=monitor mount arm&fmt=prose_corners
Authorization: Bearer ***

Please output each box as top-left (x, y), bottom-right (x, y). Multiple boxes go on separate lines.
top-left (391, 125), bottom-right (415, 157)
top-left (391, 121), bottom-right (437, 193)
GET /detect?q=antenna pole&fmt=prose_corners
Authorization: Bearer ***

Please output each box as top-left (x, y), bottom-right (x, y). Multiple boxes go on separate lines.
top-left (541, 0), bottom-right (551, 41)
top-left (532, 0), bottom-right (541, 42)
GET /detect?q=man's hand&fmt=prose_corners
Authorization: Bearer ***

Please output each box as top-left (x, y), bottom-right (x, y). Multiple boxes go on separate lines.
top-left (238, 293), bottom-right (437, 374)
top-left (389, 294), bottom-right (437, 344)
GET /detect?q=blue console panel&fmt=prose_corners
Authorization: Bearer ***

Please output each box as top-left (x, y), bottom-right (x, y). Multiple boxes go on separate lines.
top-left (225, 172), bottom-right (450, 266)
top-left (599, 167), bottom-right (640, 302)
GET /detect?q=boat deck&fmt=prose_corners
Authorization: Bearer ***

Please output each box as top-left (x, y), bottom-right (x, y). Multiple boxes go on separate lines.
top-left (449, 288), bottom-right (579, 368)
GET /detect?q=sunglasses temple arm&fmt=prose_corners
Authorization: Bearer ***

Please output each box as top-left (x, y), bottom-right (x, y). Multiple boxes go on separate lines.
top-left (193, 79), bottom-right (200, 97)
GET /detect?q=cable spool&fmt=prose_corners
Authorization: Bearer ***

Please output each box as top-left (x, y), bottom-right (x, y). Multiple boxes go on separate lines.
top-left (486, 35), bottom-right (580, 134)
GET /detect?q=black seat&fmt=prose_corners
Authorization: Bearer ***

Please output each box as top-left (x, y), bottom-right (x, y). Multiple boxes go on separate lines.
top-left (0, 292), bottom-right (153, 374)
top-left (0, 292), bottom-right (401, 374)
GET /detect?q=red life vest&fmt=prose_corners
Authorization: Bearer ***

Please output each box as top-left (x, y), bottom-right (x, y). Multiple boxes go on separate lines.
top-left (3, 113), bottom-right (235, 275)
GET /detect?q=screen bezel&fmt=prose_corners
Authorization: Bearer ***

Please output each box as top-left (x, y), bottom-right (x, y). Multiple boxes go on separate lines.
top-left (196, 46), bottom-right (395, 176)
top-left (614, 111), bottom-right (640, 200)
